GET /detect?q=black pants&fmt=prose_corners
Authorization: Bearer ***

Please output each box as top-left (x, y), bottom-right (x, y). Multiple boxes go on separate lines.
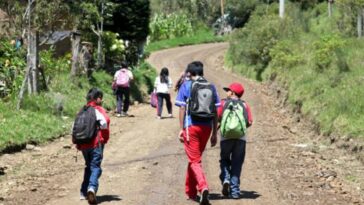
top-left (157, 93), bottom-right (172, 116)
top-left (116, 87), bottom-right (130, 113)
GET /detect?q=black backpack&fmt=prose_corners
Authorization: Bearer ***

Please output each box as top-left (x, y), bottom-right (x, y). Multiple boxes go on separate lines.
top-left (72, 106), bottom-right (98, 144)
top-left (188, 77), bottom-right (217, 121)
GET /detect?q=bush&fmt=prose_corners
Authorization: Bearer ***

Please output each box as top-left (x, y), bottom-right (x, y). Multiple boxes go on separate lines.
top-left (130, 62), bottom-right (157, 102)
top-left (313, 34), bottom-right (345, 71)
top-left (270, 40), bottom-right (305, 72)
top-left (0, 38), bottom-right (26, 99)
top-left (228, 4), bottom-right (299, 80)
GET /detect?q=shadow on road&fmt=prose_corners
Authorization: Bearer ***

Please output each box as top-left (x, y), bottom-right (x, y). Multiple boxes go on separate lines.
top-left (209, 190), bottom-right (261, 201)
top-left (97, 195), bottom-right (122, 203)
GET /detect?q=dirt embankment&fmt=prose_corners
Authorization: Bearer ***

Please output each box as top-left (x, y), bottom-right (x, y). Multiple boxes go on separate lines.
top-left (0, 43), bottom-right (363, 205)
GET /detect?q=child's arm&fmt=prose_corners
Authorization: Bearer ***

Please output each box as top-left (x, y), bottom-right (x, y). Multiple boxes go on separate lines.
top-left (243, 102), bottom-right (253, 127)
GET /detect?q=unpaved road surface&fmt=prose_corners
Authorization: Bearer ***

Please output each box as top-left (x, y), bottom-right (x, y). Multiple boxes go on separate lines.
top-left (0, 43), bottom-right (363, 205)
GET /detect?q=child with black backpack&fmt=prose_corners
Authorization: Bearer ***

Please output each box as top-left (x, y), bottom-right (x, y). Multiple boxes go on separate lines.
top-left (175, 61), bottom-right (221, 205)
top-left (217, 82), bottom-right (253, 199)
top-left (72, 88), bottom-right (110, 204)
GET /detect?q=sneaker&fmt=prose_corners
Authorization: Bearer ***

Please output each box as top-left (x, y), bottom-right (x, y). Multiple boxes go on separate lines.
top-left (231, 193), bottom-right (240, 199)
top-left (200, 189), bottom-right (210, 205)
top-left (87, 188), bottom-right (97, 204)
top-left (168, 113), bottom-right (173, 118)
top-left (156, 116), bottom-right (161, 119)
top-left (121, 112), bottom-right (129, 117)
top-left (222, 181), bottom-right (230, 197)
top-left (116, 113), bottom-right (121, 117)
top-left (80, 192), bottom-right (86, 200)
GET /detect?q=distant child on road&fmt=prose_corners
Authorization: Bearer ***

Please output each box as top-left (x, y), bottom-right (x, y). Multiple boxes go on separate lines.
top-left (175, 61), bottom-right (220, 205)
top-left (113, 62), bottom-right (134, 117)
top-left (217, 82), bottom-right (253, 199)
top-left (154, 67), bottom-right (173, 119)
top-left (72, 88), bottom-right (110, 204)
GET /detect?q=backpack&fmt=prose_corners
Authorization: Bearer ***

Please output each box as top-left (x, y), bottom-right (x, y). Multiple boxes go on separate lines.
top-left (72, 106), bottom-right (98, 144)
top-left (188, 77), bottom-right (216, 121)
top-left (116, 69), bottom-right (130, 87)
top-left (220, 99), bottom-right (247, 139)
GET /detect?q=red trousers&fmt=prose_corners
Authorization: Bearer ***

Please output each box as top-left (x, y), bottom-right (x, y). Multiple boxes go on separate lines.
top-left (183, 125), bottom-right (212, 198)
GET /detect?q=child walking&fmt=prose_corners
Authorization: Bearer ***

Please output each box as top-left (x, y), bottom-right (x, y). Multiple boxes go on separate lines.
top-left (154, 67), bottom-right (173, 119)
top-left (176, 61), bottom-right (220, 205)
top-left (72, 88), bottom-right (110, 204)
top-left (217, 82), bottom-right (253, 199)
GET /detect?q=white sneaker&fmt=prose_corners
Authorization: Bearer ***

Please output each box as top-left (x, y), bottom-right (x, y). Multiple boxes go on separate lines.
top-left (116, 113), bottom-right (121, 117)
top-left (168, 114), bottom-right (173, 118)
top-left (87, 188), bottom-right (97, 204)
top-left (80, 192), bottom-right (86, 200)
top-left (156, 116), bottom-right (161, 119)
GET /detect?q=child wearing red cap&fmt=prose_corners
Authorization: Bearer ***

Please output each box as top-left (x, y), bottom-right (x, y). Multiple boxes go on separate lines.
top-left (217, 82), bottom-right (253, 199)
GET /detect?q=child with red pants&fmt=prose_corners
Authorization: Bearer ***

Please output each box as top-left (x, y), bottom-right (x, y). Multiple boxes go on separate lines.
top-left (175, 61), bottom-right (220, 205)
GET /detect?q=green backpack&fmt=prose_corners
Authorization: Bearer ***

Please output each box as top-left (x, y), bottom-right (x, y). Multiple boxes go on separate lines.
top-left (220, 99), bottom-right (247, 139)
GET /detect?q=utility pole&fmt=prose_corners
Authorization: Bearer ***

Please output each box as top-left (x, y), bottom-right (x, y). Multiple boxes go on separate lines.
top-left (220, 0), bottom-right (224, 17)
top-left (328, 0), bottom-right (333, 17)
top-left (358, 8), bottom-right (363, 38)
top-left (279, 0), bottom-right (284, 18)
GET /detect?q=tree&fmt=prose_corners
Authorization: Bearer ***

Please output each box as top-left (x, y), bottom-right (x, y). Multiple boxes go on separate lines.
top-left (0, 0), bottom-right (71, 108)
top-left (105, 0), bottom-right (150, 65)
top-left (328, 0), bottom-right (334, 17)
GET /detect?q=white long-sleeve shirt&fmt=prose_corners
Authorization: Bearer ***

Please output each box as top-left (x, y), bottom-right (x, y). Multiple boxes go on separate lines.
top-left (154, 76), bottom-right (172, 94)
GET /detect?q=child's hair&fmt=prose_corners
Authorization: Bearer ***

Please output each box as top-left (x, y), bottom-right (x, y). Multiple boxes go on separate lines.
top-left (160, 67), bottom-right (169, 84)
top-left (121, 61), bottom-right (128, 69)
top-left (187, 61), bottom-right (204, 76)
top-left (86, 88), bottom-right (103, 102)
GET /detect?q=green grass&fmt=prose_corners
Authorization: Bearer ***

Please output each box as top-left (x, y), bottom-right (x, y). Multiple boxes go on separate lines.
top-left (146, 29), bottom-right (226, 52)
top-left (270, 37), bottom-right (364, 138)
top-left (226, 5), bottom-right (364, 139)
top-left (0, 62), bottom-right (156, 153)
top-left (0, 71), bottom-right (114, 152)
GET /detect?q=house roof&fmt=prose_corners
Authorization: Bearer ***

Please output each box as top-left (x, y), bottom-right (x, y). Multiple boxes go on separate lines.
top-left (40, 31), bottom-right (72, 44)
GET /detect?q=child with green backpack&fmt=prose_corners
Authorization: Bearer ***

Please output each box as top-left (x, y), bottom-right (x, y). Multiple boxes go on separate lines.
top-left (217, 82), bottom-right (253, 199)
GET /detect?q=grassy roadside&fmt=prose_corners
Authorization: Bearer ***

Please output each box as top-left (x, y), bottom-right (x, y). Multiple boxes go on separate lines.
top-left (226, 3), bottom-right (364, 139)
top-left (146, 29), bottom-right (226, 53)
top-left (0, 63), bottom-right (156, 153)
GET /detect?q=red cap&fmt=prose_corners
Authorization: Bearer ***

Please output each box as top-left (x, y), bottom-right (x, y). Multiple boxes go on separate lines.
top-left (223, 82), bottom-right (245, 97)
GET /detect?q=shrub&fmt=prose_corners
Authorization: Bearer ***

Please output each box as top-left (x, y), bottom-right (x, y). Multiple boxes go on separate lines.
top-left (0, 38), bottom-right (26, 99)
top-left (228, 5), bottom-right (298, 80)
top-left (313, 34), bottom-right (345, 71)
top-left (270, 40), bottom-right (305, 71)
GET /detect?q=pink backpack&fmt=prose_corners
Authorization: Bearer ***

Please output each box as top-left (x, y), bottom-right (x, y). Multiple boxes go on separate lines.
top-left (116, 69), bottom-right (130, 87)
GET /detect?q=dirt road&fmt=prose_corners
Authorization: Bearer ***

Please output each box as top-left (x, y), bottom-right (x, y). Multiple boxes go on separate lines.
top-left (0, 43), bottom-right (363, 205)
